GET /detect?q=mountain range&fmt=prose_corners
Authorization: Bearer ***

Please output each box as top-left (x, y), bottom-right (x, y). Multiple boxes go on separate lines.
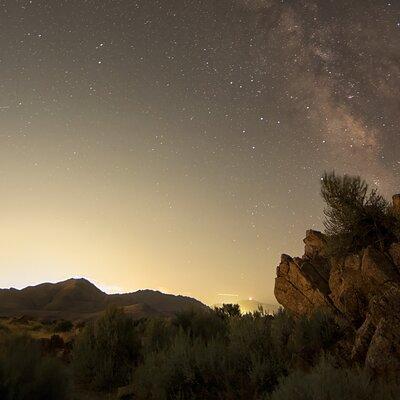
top-left (0, 278), bottom-right (207, 321)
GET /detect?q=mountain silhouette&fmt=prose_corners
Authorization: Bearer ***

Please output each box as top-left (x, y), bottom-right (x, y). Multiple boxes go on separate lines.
top-left (0, 278), bottom-right (207, 320)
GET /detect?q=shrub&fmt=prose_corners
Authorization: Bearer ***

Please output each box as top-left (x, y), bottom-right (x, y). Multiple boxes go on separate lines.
top-left (227, 312), bottom-right (286, 397)
top-left (133, 332), bottom-right (228, 400)
top-left (288, 310), bottom-right (346, 366)
top-left (139, 317), bottom-right (175, 355)
top-left (214, 303), bottom-right (241, 318)
top-left (269, 357), bottom-right (400, 400)
top-left (0, 322), bottom-right (10, 334)
top-left (134, 310), bottom-right (286, 400)
top-left (321, 171), bottom-right (396, 254)
top-left (0, 334), bottom-right (71, 400)
top-left (173, 309), bottom-right (228, 342)
top-left (53, 320), bottom-right (73, 333)
top-left (269, 309), bottom-right (295, 366)
top-left (73, 307), bottom-right (140, 391)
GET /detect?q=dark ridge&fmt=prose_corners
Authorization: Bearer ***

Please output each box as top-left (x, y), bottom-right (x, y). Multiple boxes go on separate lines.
top-left (0, 278), bottom-right (207, 321)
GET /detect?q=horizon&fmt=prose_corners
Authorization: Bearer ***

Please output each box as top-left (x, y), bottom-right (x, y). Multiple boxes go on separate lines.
top-left (1, 1), bottom-right (398, 307)
top-left (0, 275), bottom-right (280, 306)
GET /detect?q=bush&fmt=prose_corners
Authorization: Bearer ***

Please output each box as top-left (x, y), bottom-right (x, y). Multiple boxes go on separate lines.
top-left (173, 309), bottom-right (228, 342)
top-left (288, 310), bottom-right (346, 366)
top-left (133, 333), bottom-right (227, 400)
top-left (227, 312), bottom-right (286, 397)
top-left (214, 303), bottom-right (241, 318)
top-left (0, 322), bottom-right (10, 334)
top-left (269, 309), bottom-right (295, 366)
top-left (53, 320), bottom-right (73, 333)
top-left (139, 317), bottom-right (174, 355)
top-left (70, 307), bottom-right (360, 398)
top-left (73, 307), bottom-right (140, 391)
top-left (320, 172), bottom-right (397, 254)
top-left (133, 311), bottom-right (285, 400)
top-left (269, 357), bottom-right (400, 400)
top-left (0, 334), bottom-right (71, 400)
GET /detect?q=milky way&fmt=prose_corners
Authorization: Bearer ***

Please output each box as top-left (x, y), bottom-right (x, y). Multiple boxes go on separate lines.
top-left (0, 0), bottom-right (399, 304)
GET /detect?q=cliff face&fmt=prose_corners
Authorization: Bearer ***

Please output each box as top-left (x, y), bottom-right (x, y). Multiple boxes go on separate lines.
top-left (275, 229), bottom-right (400, 375)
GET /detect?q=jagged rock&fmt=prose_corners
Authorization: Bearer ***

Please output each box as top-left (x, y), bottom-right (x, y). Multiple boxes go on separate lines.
top-left (351, 316), bottom-right (375, 362)
top-left (329, 255), bottom-right (367, 323)
top-left (275, 253), bottom-right (335, 317)
top-left (361, 247), bottom-right (398, 292)
top-left (275, 228), bottom-right (400, 376)
top-left (365, 318), bottom-right (400, 375)
top-left (303, 229), bottom-right (327, 258)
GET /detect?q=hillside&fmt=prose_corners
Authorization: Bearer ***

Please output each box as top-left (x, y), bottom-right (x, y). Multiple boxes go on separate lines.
top-left (0, 278), bottom-right (207, 320)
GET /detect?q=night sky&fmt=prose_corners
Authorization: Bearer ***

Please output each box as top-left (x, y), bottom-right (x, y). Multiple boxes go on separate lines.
top-left (0, 0), bottom-right (399, 304)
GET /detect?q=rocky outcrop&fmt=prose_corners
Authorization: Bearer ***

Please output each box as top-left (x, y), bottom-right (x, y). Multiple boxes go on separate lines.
top-left (275, 228), bottom-right (400, 376)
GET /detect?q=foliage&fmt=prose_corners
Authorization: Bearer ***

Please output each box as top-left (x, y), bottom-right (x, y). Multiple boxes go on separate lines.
top-left (73, 306), bottom-right (140, 391)
top-left (133, 310), bottom-right (297, 400)
top-left (138, 317), bottom-right (174, 355)
top-left (214, 303), bottom-right (242, 318)
top-left (0, 305), bottom-right (379, 400)
top-left (173, 308), bottom-right (228, 342)
top-left (269, 357), bottom-right (400, 400)
top-left (0, 334), bottom-right (71, 400)
top-left (0, 321), bottom-right (10, 334)
top-left (133, 332), bottom-right (227, 400)
top-left (320, 171), bottom-right (397, 254)
top-left (53, 320), bottom-right (73, 333)
top-left (288, 310), bottom-right (346, 365)
top-left (269, 308), bottom-right (295, 365)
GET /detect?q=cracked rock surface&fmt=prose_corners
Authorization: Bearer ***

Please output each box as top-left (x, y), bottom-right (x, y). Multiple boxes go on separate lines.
top-left (275, 229), bottom-right (400, 375)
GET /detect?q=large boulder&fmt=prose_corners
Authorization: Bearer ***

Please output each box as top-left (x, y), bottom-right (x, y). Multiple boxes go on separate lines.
top-left (275, 252), bottom-right (334, 317)
top-left (303, 229), bottom-right (327, 258)
top-left (361, 247), bottom-right (398, 292)
top-left (274, 229), bottom-right (400, 376)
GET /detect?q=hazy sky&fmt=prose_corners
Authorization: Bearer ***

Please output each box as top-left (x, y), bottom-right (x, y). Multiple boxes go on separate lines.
top-left (0, 0), bottom-right (399, 305)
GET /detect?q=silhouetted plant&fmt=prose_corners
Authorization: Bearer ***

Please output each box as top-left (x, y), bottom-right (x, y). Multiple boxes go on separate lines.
top-left (53, 320), bottom-right (73, 333)
top-left (133, 332), bottom-right (227, 400)
top-left (269, 357), bottom-right (400, 400)
top-left (133, 310), bottom-right (286, 400)
top-left (73, 306), bottom-right (140, 391)
top-left (69, 307), bottom-right (374, 399)
top-left (0, 334), bottom-right (70, 400)
top-left (214, 303), bottom-right (242, 319)
top-left (0, 321), bottom-right (10, 334)
top-left (227, 312), bottom-right (285, 397)
top-left (288, 310), bottom-right (346, 366)
top-left (269, 308), bottom-right (295, 367)
top-left (173, 309), bottom-right (228, 342)
top-left (138, 317), bottom-right (175, 355)
top-left (321, 171), bottom-right (397, 254)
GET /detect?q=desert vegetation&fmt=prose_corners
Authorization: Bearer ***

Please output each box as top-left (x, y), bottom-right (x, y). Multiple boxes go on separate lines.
top-left (1, 306), bottom-right (399, 399)
top-left (321, 171), bottom-right (399, 255)
top-left (0, 334), bottom-right (70, 400)
top-left (1, 173), bottom-right (400, 399)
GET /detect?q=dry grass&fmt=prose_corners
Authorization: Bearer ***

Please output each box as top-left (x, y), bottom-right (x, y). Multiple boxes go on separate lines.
top-left (0, 316), bottom-right (76, 341)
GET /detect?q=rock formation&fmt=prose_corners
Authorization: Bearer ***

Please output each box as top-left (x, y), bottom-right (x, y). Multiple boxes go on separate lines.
top-left (275, 201), bottom-right (400, 375)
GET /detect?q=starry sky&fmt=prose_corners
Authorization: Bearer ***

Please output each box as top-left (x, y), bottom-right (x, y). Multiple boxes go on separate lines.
top-left (0, 0), bottom-right (399, 305)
